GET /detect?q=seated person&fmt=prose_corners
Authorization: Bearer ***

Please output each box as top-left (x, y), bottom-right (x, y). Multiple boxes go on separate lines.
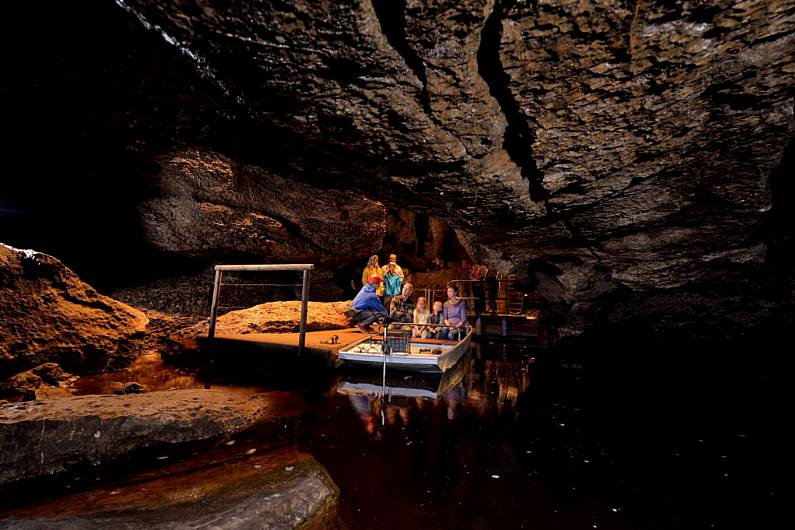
top-left (389, 282), bottom-right (415, 323)
top-left (424, 300), bottom-right (445, 339)
top-left (442, 285), bottom-right (467, 340)
top-left (349, 276), bottom-right (388, 333)
top-left (412, 296), bottom-right (430, 338)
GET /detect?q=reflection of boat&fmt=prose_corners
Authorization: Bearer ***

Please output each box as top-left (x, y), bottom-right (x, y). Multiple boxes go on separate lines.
top-left (337, 350), bottom-right (474, 399)
top-left (337, 325), bottom-right (472, 374)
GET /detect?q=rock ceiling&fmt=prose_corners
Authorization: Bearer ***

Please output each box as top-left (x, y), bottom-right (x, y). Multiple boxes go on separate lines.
top-left (2, 0), bottom-right (793, 336)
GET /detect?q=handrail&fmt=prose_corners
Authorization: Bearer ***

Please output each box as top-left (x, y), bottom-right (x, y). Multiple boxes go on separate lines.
top-left (214, 264), bottom-right (315, 271)
top-left (208, 263), bottom-right (314, 353)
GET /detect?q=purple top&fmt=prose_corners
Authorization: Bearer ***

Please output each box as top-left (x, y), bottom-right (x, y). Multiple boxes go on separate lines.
top-left (443, 299), bottom-right (467, 327)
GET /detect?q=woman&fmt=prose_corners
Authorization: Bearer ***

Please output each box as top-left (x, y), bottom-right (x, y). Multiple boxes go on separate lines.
top-left (442, 285), bottom-right (467, 341)
top-left (361, 255), bottom-right (384, 299)
top-left (412, 297), bottom-right (430, 338)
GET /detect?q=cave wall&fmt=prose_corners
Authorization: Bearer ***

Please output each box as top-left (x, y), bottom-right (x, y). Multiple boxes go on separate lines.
top-left (2, 0), bottom-right (793, 338)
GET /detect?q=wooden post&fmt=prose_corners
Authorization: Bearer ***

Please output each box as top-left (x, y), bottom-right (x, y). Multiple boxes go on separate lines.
top-left (298, 269), bottom-right (311, 354)
top-left (208, 269), bottom-right (223, 339)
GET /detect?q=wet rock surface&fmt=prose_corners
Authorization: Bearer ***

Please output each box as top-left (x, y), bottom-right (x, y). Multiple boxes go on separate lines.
top-left (0, 446), bottom-right (339, 530)
top-left (0, 388), bottom-right (305, 486)
top-left (0, 244), bottom-right (149, 379)
top-left (0, 364), bottom-right (74, 403)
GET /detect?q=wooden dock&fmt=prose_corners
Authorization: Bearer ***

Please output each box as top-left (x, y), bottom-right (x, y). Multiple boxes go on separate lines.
top-left (475, 313), bottom-right (546, 344)
top-left (197, 328), bottom-right (367, 366)
top-left (197, 314), bottom-right (547, 368)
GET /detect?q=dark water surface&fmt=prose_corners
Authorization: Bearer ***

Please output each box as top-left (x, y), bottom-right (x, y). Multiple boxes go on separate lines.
top-left (295, 341), bottom-right (784, 530)
top-left (7, 341), bottom-right (784, 529)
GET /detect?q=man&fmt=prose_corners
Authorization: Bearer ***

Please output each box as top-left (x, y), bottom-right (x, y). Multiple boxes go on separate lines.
top-left (380, 253), bottom-right (404, 281)
top-left (350, 275), bottom-right (389, 333)
top-left (389, 282), bottom-right (415, 323)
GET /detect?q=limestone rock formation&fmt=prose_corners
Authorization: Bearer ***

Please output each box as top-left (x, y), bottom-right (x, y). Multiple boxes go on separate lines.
top-left (113, 0), bottom-right (793, 338)
top-left (196, 300), bottom-right (354, 336)
top-left (139, 147), bottom-right (386, 264)
top-left (0, 363), bottom-right (74, 402)
top-left (0, 244), bottom-right (149, 378)
top-left (0, 447), bottom-right (339, 530)
top-left (2, 0), bottom-right (793, 339)
top-left (0, 388), bottom-right (305, 486)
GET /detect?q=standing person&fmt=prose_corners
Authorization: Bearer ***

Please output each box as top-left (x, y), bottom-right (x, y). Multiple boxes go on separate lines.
top-left (442, 285), bottom-right (467, 341)
top-left (425, 300), bottom-right (445, 339)
top-left (455, 259), bottom-right (471, 281)
top-left (454, 259), bottom-right (472, 308)
top-left (381, 253), bottom-right (405, 281)
top-left (383, 261), bottom-right (402, 313)
top-left (470, 264), bottom-right (486, 315)
top-left (412, 296), bottom-right (430, 338)
top-left (484, 266), bottom-right (500, 314)
top-left (349, 276), bottom-right (388, 333)
top-left (361, 255), bottom-right (384, 299)
top-left (390, 282), bottom-right (415, 323)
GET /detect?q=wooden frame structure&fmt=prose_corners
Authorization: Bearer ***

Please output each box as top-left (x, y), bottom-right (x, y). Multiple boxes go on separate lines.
top-left (207, 264), bottom-right (314, 352)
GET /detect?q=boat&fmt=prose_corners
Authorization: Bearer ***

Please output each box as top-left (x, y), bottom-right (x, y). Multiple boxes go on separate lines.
top-left (337, 323), bottom-right (472, 374)
top-left (337, 350), bottom-right (474, 399)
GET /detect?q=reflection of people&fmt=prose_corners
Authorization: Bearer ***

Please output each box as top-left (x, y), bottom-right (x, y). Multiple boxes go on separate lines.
top-left (442, 285), bottom-right (467, 340)
top-left (362, 255), bottom-right (384, 299)
top-left (350, 276), bottom-right (388, 333)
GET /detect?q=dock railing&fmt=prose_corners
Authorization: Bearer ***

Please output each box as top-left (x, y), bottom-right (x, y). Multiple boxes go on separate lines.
top-left (208, 264), bottom-right (314, 353)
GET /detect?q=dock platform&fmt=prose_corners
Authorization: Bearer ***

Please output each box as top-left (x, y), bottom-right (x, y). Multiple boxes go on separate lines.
top-left (197, 328), bottom-right (366, 365)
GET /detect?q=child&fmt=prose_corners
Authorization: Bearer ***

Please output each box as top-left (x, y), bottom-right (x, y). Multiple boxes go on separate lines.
top-left (412, 297), bottom-right (430, 338)
top-left (425, 300), bottom-right (444, 339)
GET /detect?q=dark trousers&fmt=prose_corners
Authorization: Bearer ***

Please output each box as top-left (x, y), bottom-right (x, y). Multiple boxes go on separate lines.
top-left (354, 309), bottom-right (385, 327)
top-left (441, 327), bottom-right (464, 341)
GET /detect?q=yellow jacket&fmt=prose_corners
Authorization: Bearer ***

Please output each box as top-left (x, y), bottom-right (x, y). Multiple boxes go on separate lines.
top-left (362, 265), bottom-right (384, 296)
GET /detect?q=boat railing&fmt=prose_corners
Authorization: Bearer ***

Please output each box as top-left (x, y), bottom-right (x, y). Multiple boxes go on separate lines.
top-left (378, 322), bottom-right (469, 354)
top-left (421, 277), bottom-right (525, 316)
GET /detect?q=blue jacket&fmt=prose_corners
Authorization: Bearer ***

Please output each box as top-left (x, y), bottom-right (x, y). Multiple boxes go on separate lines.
top-left (383, 272), bottom-right (402, 297)
top-left (351, 284), bottom-right (387, 313)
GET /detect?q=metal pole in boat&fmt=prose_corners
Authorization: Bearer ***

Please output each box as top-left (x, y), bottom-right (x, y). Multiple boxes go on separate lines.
top-left (298, 268), bottom-right (311, 355)
top-left (381, 320), bottom-right (388, 426)
top-left (208, 269), bottom-right (223, 339)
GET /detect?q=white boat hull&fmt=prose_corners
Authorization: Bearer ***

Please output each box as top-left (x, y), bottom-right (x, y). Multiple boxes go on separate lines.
top-left (338, 330), bottom-right (472, 374)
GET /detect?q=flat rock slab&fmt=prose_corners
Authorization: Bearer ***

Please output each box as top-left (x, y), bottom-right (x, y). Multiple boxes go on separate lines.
top-left (0, 389), bottom-right (305, 486)
top-left (0, 447), bottom-right (339, 529)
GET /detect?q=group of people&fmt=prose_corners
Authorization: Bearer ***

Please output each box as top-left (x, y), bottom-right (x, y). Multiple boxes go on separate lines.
top-left (454, 259), bottom-right (500, 314)
top-left (349, 253), bottom-right (467, 341)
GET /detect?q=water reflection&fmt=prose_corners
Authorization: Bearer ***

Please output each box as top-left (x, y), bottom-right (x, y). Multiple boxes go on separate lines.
top-left (335, 344), bottom-right (536, 435)
top-left (73, 352), bottom-right (207, 395)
